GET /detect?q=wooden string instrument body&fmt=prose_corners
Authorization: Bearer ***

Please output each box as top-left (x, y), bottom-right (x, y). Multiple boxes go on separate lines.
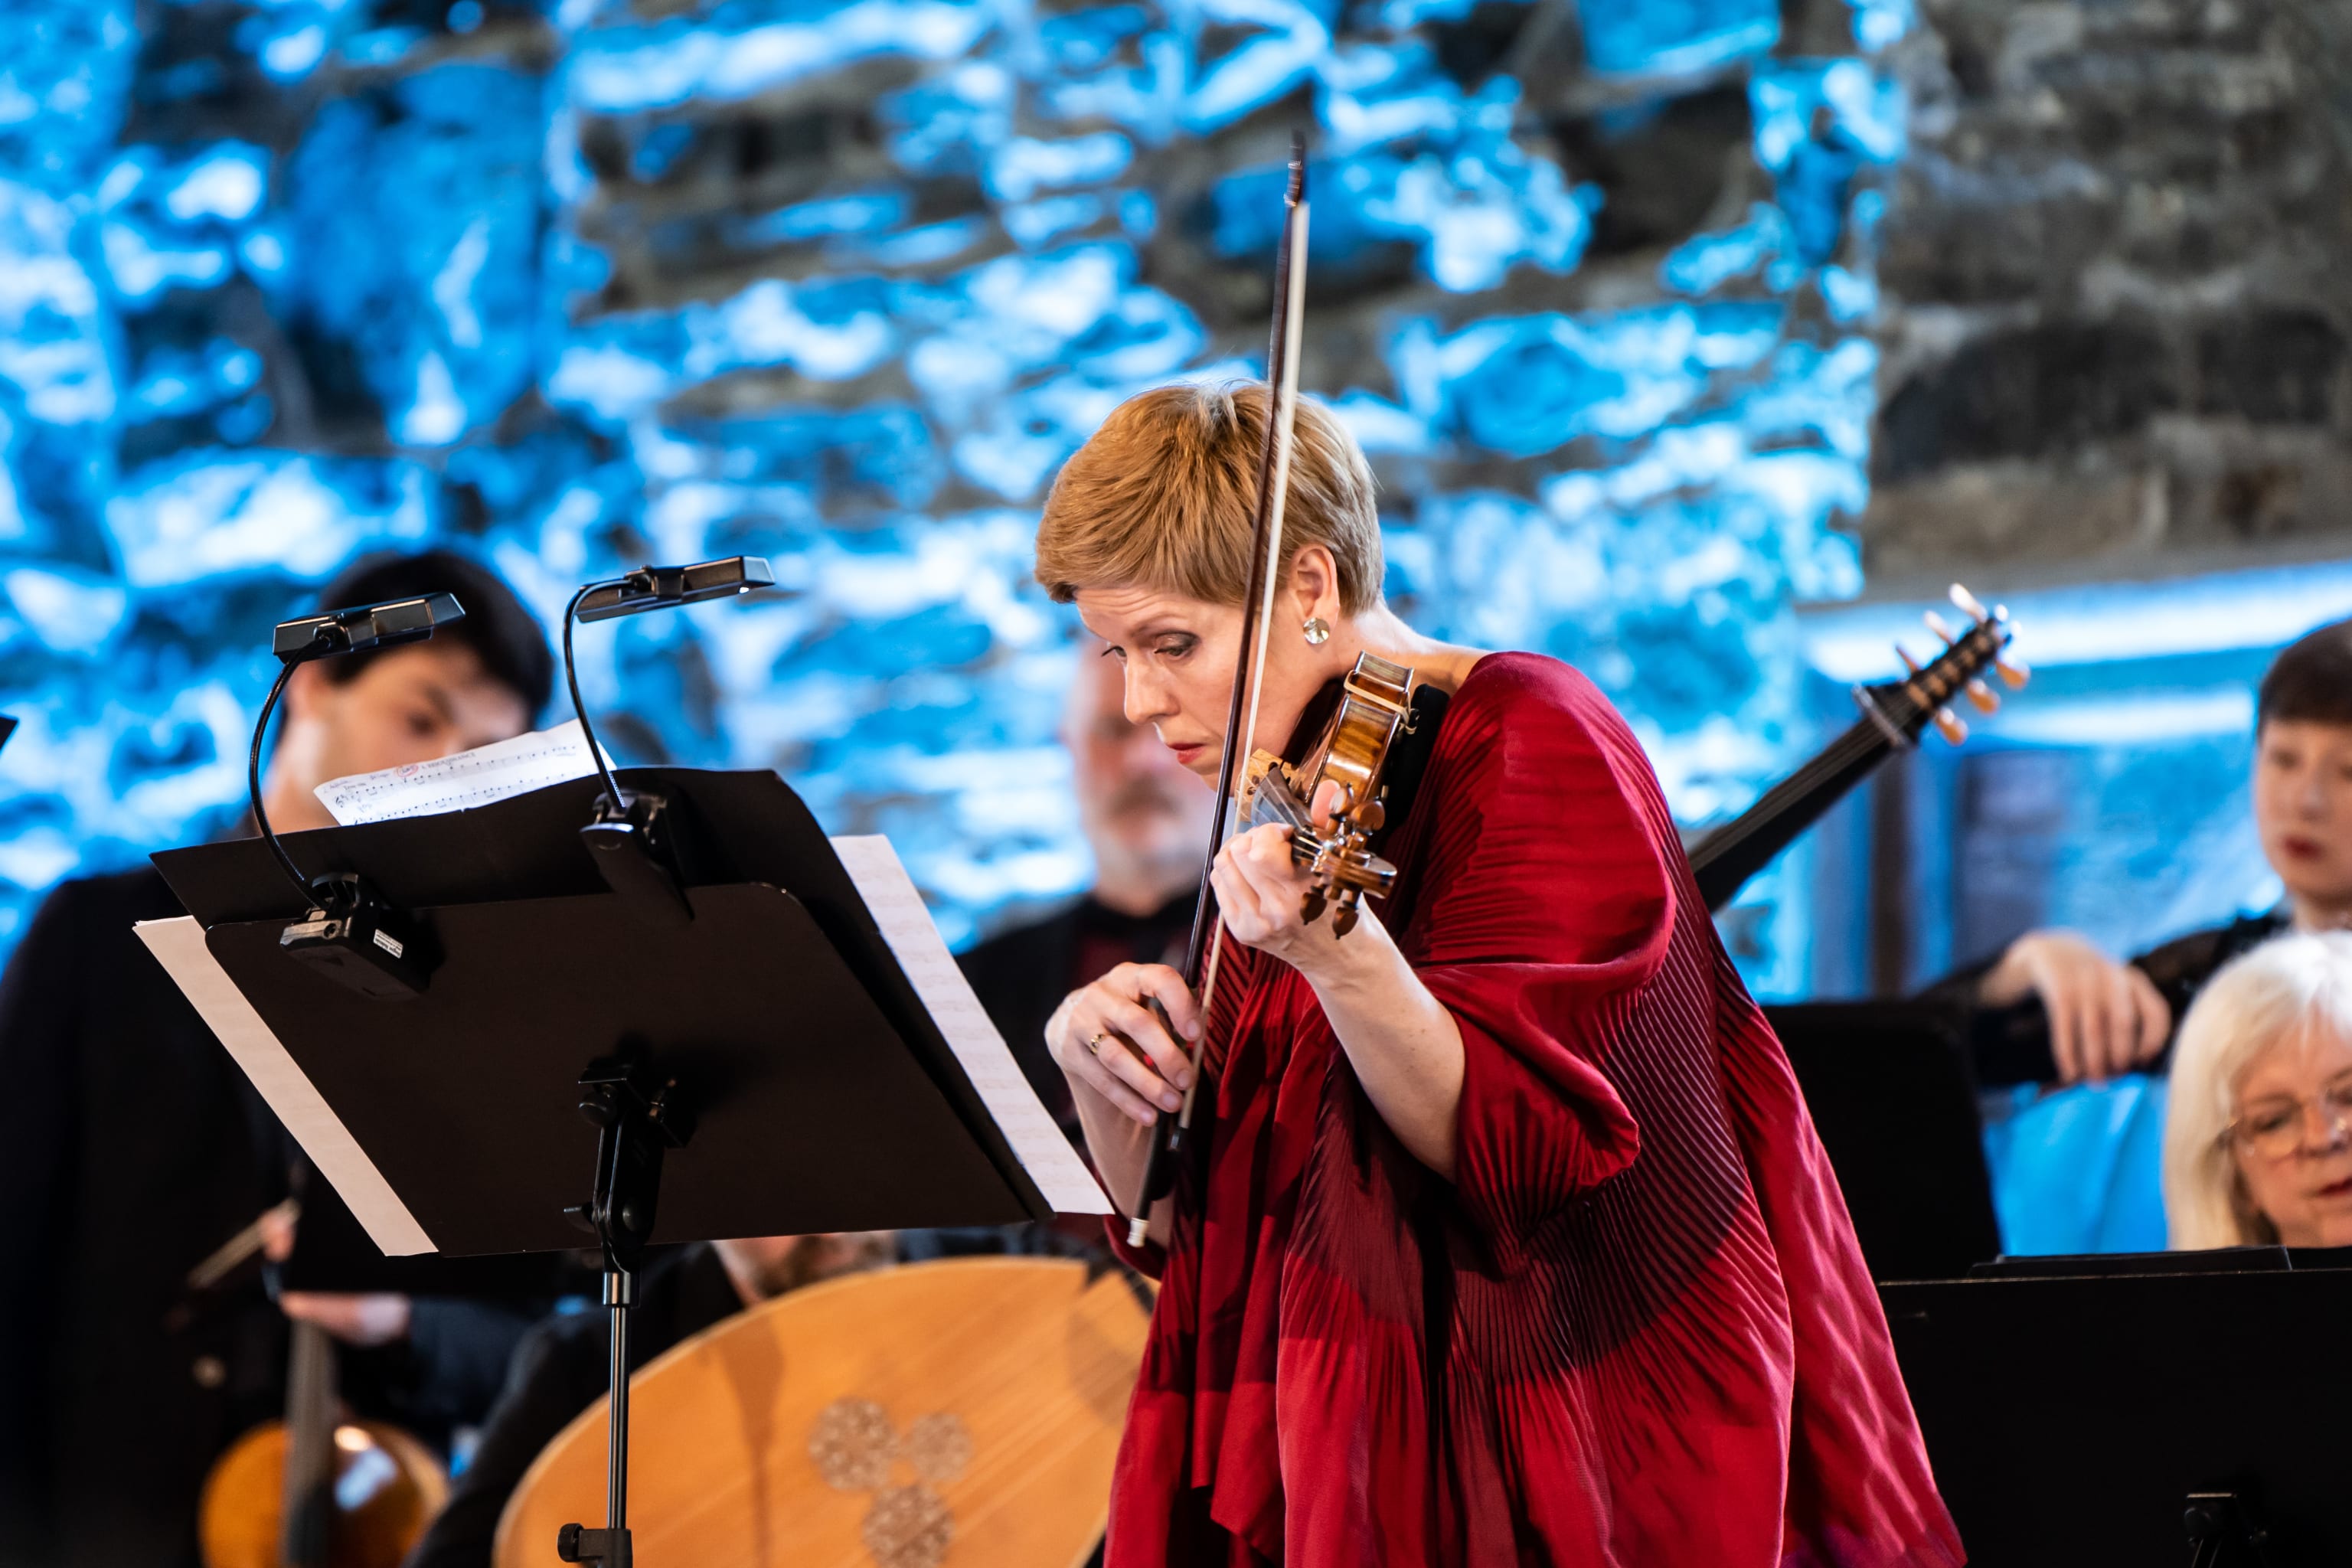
top-left (198, 1318), bottom-right (447, 1568)
top-left (495, 1257), bottom-right (1149, 1568)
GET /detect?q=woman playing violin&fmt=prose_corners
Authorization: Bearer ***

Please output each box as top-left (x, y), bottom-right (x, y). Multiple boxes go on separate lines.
top-left (1036, 383), bottom-right (1962, 1568)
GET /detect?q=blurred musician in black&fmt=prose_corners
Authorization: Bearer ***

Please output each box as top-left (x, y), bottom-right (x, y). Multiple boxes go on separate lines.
top-left (1941, 616), bottom-right (2352, 1084)
top-left (394, 642), bottom-right (1203, 1567)
top-left (959, 637), bottom-right (1213, 1133)
top-left (0, 550), bottom-right (556, 1568)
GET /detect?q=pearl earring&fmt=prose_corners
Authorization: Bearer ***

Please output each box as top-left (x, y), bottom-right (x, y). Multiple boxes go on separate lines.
top-left (1302, 616), bottom-right (1331, 646)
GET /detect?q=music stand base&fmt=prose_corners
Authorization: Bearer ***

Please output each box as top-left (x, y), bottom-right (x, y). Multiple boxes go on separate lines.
top-left (2185, 1489), bottom-right (2272, 1568)
top-left (556, 1270), bottom-right (636, 1566)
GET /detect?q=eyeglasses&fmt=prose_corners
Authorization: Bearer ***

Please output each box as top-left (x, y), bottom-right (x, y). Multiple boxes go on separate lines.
top-left (2223, 1073), bottom-right (2352, 1161)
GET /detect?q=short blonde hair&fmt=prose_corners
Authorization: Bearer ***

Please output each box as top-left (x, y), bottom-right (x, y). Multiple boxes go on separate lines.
top-left (1034, 382), bottom-right (1383, 612)
top-left (2163, 930), bottom-right (2352, 1249)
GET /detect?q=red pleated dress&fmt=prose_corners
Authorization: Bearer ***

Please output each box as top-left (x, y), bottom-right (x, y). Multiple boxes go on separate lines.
top-left (1105, 652), bottom-right (1964, 1567)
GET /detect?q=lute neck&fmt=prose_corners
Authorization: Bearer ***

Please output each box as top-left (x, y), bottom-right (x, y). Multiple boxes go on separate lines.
top-left (280, 1318), bottom-right (339, 1568)
top-left (1687, 712), bottom-right (1896, 913)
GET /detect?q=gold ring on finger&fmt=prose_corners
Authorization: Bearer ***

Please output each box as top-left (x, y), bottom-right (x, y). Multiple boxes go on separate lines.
top-left (1086, 1031), bottom-right (1107, 1057)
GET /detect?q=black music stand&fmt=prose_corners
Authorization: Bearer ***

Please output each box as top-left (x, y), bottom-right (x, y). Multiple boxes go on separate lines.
top-left (274, 1168), bottom-right (584, 1299)
top-left (146, 766), bottom-right (1082, 1568)
top-left (1766, 1001), bottom-right (2001, 1281)
top-left (1882, 1248), bottom-right (2352, 1566)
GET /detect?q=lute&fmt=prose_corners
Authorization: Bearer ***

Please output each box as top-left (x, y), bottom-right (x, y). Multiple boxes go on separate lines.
top-left (197, 1315), bottom-right (447, 1568)
top-left (1688, 584), bottom-right (2027, 913)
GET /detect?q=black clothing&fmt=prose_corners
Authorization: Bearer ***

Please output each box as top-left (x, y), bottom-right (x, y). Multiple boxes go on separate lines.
top-left (0, 869), bottom-right (537, 1568)
top-left (956, 890), bottom-right (1194, 1130)
top-left (1936, 907), bottom-right (2292, 1086)
top-left (401, 1246), bottom-right (743, 1568)
top-left (0, 868), bottom-right (294, 1568)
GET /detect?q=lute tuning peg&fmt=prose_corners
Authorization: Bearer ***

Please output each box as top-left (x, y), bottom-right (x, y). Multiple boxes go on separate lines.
top-left (1949, 583), bottom-right (1991, 622)
top-left (1965, 678), bottom-right (2000, 714)
top-left (1932, 707), bottom-right (1968, 746)
top-left (1896, 643), bottom-right (1922, 675)
top-left (1922, 609), bottom-right (1958, 644)
top-left (1993, 655), bottom-right (2029, 689)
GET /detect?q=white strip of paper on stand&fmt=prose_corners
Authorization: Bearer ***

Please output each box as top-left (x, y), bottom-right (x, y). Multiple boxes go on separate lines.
top-left (830, 835), bottom-right (1113, 1216)
top-left (133, 916), bottom-right (436, 1256)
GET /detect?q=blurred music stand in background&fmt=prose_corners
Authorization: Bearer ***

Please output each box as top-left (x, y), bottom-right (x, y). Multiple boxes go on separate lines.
top-left (1884, 1248), bottom-right (2352, 1566)
top-left (1766, 1001), bottom-right (2002, 1282)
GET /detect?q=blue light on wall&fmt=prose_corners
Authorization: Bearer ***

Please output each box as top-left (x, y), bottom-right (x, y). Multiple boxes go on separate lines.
top-left (0, 0), bottom-right (1905, 985)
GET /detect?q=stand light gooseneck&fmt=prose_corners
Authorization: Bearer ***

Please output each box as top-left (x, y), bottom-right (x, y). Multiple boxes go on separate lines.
top-left (559, 557), bottom-right (776, 927)
top-left (550, 554), bottom-right (771, 1568)
top-left (248, 592), bottom-right (465, 1001)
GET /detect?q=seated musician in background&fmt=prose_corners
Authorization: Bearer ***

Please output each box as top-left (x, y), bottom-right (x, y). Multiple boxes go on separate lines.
top-left (0, 550), bottom-right (555, 1568)
top-left (400, 1233), bottom-right (897, 1568)
top-left (1034, 383), bottom-right (1958, 1565)
top-left (2164, 931), bottom-right (2352, 1250)
top-left (1946, 616), bottom-right (2352, 1083)
top-left (958, 639), bottom-right (1210, 1135)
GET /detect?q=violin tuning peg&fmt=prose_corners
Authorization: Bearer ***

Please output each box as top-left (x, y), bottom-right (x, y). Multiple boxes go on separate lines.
top-left (1994, 655), bottom-right (2030, 689)
top-left (1965, 678), bottom-right (1999, 714)
top-left (1922, 609), bottom-right (1958, 644)
top-left (1355, 799), bottom-right (1385, 833)
top-left (1299, 887), bottom-right (1328, 926)
top-left (1331, 897), bottom-right (1361, 938)
top-left (1949, 583), bottom-right (1990, 622)
top-left (1895, 643), bottom-right (1922, 675)
top-left (1932, 707), bottom-right (1968, 746)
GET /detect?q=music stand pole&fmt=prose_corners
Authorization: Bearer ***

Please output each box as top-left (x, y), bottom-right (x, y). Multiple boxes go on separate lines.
top-left (556, 1055), bottom-right (692, 1568)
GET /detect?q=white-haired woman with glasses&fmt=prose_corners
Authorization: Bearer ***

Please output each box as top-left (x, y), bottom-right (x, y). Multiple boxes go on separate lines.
top-left (2164, 931), bottom-right (2352, 1249)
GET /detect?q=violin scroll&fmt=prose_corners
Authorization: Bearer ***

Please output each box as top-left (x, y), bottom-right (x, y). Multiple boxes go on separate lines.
top-left (1240, 650), bottom-right (1413, 936)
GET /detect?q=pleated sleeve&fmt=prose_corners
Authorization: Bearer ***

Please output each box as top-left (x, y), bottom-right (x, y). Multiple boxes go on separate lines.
top-left (1398, 658), bottom-right (1681, 1249)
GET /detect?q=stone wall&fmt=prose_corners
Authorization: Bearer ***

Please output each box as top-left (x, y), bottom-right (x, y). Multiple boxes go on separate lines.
top-left (1864, 0), bottom-right (2352, 578)
top-left (0, 0), bottom-right (1913, 995)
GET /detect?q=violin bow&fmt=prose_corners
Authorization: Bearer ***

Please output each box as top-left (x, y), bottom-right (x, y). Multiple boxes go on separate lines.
top-left (1128, 133), bottom-right (1310, 1246)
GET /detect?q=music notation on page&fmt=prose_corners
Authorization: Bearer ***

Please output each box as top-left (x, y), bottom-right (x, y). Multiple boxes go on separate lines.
top-left (312, 720), bottom-right (609, 827)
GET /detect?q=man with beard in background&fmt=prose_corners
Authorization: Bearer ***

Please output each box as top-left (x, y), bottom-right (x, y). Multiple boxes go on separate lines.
top-left (959, 639), bottom-right (1215, 1135)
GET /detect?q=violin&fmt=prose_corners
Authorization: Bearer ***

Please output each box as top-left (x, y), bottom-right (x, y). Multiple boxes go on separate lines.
top-left (198, 1301), bottom-right (446, 1568)
top-left (1126, 134), bottom-right (1411, 1238)
top-left (1238, 651), bottom-right (1416, 935)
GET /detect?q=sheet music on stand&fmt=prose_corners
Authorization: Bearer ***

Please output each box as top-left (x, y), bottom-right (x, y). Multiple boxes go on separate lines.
top-left (313, 719), bottom-right (607, 825)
